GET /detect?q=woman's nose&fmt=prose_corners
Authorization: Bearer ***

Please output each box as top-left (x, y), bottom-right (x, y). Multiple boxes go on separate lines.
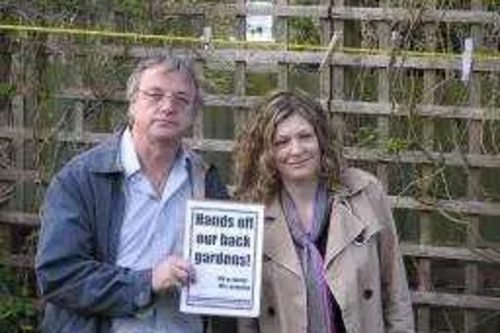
top-left (288, 139), bottom-right (303, 155)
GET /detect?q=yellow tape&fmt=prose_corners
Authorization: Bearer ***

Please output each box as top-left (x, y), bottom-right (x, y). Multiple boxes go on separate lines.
top-left (0, 23), bottom-right (499, 61)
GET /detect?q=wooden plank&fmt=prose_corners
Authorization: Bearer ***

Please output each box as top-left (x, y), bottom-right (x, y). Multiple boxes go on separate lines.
top-left (343, 147), bottom-right (500, 168)
top-left (319, 0), bottom-right (333, 105)
top-left (465, 6), bottom-right (484, 328)
top-left (0, 211), bottom-right (38, 227)
top-left (0, 194), bottom-right (498, 226)
top-left (412, 291), bottom-right (500, 311)
top-left (1, 131), bottom-right (500, 169)
top-left (375, 15), bottom-right (390, 187)
top-left (233, 0), bottom-right (249, 141)
top-left (162, 3), bottom-right (330, 18)
top-left (39, 45), bottom-right (500, 72)
top-left (391, 196), bottom-right (500, 216)
top-left (275, 0), bottom-right (289, 91)
top-left (3, 240), bottom-right (499, 268)
top-left (330, 7), bottom-right (499, 24)
top-left (204, 49), bottom-right (500, 72)
top-left (17, 90), bottom-right (497, 121)
top-left (41, 91), bottom-right (500, 121)
top-left (3, 258), bottom-right (500, 313)
top-left (402, 243), bottom-right (500, 263)
top-left (160, 4), bottom-right (499, 24)
top-left (1, 253), bottom-right (33, 268)
top-left (0, 169), bottom-right (42, 182)
top-left (330, 100), bottom-right (500, 120)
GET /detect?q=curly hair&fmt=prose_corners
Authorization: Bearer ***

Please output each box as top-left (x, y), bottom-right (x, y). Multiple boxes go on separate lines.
top-left (232, 91), bottom-right (345, 204)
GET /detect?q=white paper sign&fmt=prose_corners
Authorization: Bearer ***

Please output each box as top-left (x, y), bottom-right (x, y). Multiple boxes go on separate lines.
top-left (246, 1), bottom-right (274, 42)
top-left (180, 200), bottom-right (264, 317)
top-left (246, 15), bottom-right (274, 42)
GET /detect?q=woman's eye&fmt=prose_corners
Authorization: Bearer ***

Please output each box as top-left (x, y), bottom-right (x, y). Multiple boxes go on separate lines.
top-left (274, 139), bottom-right (287, 147)
top-left (299, 133), bottom-right (313, 139)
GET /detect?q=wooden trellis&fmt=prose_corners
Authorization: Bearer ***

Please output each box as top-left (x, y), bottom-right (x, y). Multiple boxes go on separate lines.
top-left (0, 1), bottom-right (499, 332)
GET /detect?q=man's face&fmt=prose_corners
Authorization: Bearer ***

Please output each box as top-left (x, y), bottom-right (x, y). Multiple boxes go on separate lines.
top-left (130, 65), bottom-right (196, 143)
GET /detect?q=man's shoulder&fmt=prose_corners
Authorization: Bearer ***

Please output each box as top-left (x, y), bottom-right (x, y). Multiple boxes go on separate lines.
top-left (56, 131), bottom-right (123, 179)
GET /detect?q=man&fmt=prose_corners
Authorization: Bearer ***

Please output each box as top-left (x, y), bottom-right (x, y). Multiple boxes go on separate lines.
top-left (36, 55), bottom-right (234, 332)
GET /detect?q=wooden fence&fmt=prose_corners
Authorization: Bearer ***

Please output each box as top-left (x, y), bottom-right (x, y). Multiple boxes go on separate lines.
top-left (0, 0), bottom-right (499, 332)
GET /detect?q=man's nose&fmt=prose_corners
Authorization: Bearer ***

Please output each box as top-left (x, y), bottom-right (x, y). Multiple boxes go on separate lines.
top-left (157, 94), bottom-right (176, 111)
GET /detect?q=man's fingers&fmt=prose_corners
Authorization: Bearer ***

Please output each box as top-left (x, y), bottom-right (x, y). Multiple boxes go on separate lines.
top-left (152, 256), bottom-right (195, 292)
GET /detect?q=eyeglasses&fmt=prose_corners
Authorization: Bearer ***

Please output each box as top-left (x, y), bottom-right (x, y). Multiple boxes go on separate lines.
top-left (138, 90), bottom-right (191, 108)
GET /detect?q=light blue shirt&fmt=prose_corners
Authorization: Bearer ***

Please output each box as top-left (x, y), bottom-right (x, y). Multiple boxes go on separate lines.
top-left (111, 129), bottom-right (203, 333)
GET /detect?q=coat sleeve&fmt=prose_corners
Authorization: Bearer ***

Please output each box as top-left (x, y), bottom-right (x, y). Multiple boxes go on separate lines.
top-left (369, 181), bottom-right (416, 333)
top-left (35, 171), bottom-right (154, 317)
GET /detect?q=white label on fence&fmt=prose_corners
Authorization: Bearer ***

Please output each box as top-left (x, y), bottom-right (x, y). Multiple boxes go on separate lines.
top-left (246, 1), bottom-right (273, 42)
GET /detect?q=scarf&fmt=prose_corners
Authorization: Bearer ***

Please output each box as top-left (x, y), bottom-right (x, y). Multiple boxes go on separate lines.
top-left (281, 183), bottom-right (335, 333)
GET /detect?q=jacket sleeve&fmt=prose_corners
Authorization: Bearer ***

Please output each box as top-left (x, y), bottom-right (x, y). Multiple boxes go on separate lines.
top-left (35, 172), bottom-right (153, 317)
top-left (369, 181), bottom-right (416, 333)
top-left (237, 318), bottom-right (259, 333)
top-left (205, 165), bottom-right (230, 200)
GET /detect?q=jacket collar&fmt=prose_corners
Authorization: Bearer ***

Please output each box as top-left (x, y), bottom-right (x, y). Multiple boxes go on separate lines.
top-left (87, 128), bottom-right (124, 174)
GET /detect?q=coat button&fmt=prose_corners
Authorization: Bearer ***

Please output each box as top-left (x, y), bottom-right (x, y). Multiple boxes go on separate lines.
top-left (354, 233), bottom-right (365, 244)
top-left (363, 289), bottom-right (373, 300)
top-left (267, 306), bottom-right (275, 316)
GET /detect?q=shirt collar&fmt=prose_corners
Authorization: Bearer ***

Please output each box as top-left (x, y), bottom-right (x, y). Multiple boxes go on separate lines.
top-left (120, 128), bottom-right (192, 179)
top-left (120, 128), bottom-right (141, 178)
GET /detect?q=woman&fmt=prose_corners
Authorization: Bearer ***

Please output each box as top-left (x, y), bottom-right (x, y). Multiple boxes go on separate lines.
top-left (232, 91), bottom-right (415, 333)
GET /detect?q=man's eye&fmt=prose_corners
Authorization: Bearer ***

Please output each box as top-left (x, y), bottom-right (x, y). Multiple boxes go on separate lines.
top-left (150, 93), bottom-right (164, 101)
top-left (175, 96), bottom-right (190, 105)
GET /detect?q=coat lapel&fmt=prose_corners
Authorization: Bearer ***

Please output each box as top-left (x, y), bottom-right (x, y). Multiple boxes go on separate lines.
top-left (263, 199), bottom-right (303, 277)
top-left (324, 198), bottom-right (367, 268)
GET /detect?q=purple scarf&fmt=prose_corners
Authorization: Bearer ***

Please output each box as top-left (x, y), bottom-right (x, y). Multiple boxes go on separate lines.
top-left (281, 183), bottom-right (335, 333)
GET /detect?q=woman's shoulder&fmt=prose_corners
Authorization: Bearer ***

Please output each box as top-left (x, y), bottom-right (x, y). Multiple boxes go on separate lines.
top-left (338, 167), bottom-right (382, 195)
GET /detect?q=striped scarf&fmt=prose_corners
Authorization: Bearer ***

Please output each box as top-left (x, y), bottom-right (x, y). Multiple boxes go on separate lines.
top-left (281, 183), bottom-right (335, 333)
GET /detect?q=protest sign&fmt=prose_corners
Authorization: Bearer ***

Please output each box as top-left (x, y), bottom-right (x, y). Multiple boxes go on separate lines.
top-left (180, 200), bottom-right (264, 317)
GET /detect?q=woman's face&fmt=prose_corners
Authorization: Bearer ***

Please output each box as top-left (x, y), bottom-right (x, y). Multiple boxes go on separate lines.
top-left (272, 113), bottom-right (321, 185)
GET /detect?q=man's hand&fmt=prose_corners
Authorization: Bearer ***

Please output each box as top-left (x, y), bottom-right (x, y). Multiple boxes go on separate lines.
top-left (152, 256), bottom-right (195, 293)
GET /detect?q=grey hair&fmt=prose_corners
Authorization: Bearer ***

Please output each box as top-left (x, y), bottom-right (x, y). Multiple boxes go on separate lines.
top-left (126, 55), bottom-right (203, 121)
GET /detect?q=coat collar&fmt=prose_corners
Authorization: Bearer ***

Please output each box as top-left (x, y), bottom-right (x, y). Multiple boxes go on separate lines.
top-left (263, 168), bottom-right (381, 272)
top-left (264, 197), bottom-right (367, 275)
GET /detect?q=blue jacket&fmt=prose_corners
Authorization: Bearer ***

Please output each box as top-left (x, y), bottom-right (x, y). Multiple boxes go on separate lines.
top-left (35, 130), bottom-right (232, 333)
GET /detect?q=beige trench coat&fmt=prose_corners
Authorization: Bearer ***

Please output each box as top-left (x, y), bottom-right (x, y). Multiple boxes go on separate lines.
top-left (239, 168), bottom-right (415, 333)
